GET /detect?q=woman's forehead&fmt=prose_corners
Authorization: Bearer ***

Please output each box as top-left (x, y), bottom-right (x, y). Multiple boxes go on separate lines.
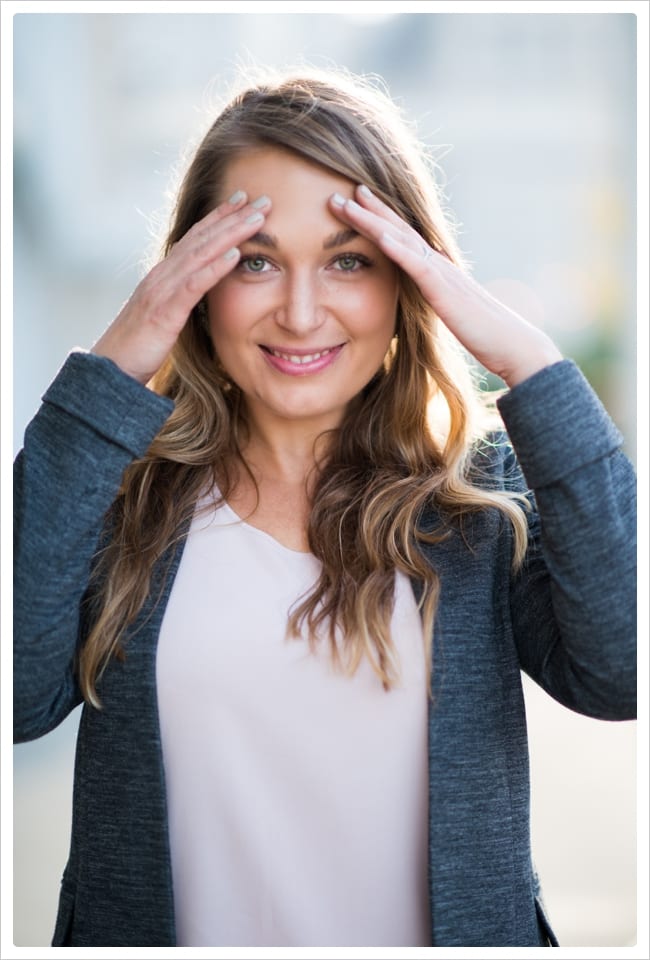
top-left (218, 146), bottom-right (353, 198)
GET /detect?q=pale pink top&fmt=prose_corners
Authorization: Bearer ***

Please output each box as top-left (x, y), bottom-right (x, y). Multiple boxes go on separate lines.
top-left (156, 495), bottom-right (431, 947)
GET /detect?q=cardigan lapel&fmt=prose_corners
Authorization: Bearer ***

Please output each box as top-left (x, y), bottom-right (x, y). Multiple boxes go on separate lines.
top-left (71, 531), bottom-right (190, 946)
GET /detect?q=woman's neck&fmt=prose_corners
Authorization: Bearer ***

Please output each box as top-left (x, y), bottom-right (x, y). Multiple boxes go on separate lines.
top-left (222, 416), bottom-right (335, 554)
top-left (240, 413), bottom-right (336, 486)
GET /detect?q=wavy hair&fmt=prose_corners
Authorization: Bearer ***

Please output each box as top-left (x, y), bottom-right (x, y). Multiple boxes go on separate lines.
top-left (78, 66), bottom-right (529, 707)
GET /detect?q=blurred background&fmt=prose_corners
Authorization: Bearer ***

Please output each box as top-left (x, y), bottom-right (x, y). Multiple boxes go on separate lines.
top-left (12, 10), bottom-right (638, 948)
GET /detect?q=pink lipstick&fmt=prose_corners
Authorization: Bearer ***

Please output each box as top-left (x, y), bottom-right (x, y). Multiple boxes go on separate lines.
top-left (260, 343), bottom-right (344, 376)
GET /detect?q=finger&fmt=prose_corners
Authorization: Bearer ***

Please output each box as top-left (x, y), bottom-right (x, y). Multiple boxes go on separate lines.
top-left (329, 192), bottom-right (435, 273)
top-left (182, 188), bottom-right (250, 241)
top-left (329, 186), bottom-right (416, 243)
top-left (179, 194), bottom-right (271, 260)
top-left (353, 185), bottom-right (452, 265)
top-left (353, 184), bottom-right (411, 233)
top-left (126, 201), bottom-right (269, 338)
top-left (159, 197), bottom-right (272, 301)
top-left (380, 229), bottom-right (441, 282)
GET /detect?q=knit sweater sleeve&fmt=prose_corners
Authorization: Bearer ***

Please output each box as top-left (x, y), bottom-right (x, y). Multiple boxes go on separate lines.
top-left (496, 359), bottom-right (636, 720)
top-left (13, 351), bottom-right (174, 742)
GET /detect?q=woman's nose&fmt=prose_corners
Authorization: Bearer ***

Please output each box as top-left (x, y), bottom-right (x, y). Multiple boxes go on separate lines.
top-left (276, 273), bottom-right (326, 336)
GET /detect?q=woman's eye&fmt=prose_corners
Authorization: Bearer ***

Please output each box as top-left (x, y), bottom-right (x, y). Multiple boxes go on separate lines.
top-left (241, 256), bottom-right (270, 273)
top-left (334, 253), bottom-right (369, 272)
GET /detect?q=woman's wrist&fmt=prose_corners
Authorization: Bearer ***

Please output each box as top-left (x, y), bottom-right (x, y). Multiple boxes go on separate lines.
top-left (500, 331), bottom-right (564, 389)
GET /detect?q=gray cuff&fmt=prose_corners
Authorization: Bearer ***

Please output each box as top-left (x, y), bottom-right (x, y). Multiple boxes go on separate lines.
top-left (42, 351), bottom-right (174, 458)
top-left (496, 359), bottom-right (623, 489)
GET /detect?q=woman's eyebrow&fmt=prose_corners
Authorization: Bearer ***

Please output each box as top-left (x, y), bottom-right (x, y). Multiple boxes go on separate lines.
top-left (246, 231), bottom-right (277, 248)
top-left (245, 228), bottom-right (361, 249)
top-left (323, 228), bottom-right (360, 249)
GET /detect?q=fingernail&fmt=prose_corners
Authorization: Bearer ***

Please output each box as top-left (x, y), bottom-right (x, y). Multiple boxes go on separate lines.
top-left (245, 211), bottom-right (265, 224)
top-left (251, 194), bottom-right (271, 208)
top-left (331, 193), bottom-right (346, 207)
top-left (358, 185), bottom-right (372, 198)
top-left (228, 190), bottom-right (247, 205)
top-left (382, 232), bottom-right (397, 246)
top-left (223, 247), bottom-right (239, 260)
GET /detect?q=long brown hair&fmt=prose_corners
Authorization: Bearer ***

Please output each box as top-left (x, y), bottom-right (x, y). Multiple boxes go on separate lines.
top-left (79, 66), bottom-right (529, 707)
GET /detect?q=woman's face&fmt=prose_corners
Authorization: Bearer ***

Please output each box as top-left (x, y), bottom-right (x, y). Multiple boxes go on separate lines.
top-left (206, 147), bottom-right (399, 436)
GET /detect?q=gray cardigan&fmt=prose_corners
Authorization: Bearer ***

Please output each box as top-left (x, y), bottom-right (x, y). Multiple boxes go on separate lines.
top-left (13, 353), bottom-right (636, 947)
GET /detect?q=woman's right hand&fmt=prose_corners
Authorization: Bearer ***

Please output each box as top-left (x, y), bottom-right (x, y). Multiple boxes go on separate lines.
top-left (91, 191), bottom-right (271, 384)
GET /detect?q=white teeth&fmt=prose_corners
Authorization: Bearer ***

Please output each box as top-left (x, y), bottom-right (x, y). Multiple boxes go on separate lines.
top-left (270, 347), bottom-right (333, 364)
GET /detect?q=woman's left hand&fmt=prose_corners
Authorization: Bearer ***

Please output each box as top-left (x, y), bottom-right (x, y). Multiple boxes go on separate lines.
top-left (329, 185), bottom-right (562, 389)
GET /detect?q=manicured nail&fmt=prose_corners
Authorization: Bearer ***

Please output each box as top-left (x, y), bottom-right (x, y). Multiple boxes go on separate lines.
top-left (223, 247), bottom-right (239, 260)
top-left (251, 194), bottom-right (271, 208)
top-left (331, 193), bottom-right (346, 207)
top-left (245, 211), bottom-right (265, 224)
top-left (358, 185), bottom-right (372, 198)
top-left (228, 190), bottom-right (247, 205)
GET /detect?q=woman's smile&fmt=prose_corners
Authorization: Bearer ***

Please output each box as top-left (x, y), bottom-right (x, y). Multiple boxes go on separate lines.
top-left (259, 342), bottom-right (346, 375)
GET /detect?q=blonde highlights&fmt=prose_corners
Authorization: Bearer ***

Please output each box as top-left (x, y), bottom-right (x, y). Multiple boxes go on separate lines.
top-left (78, 67), bottom-right (529, 707)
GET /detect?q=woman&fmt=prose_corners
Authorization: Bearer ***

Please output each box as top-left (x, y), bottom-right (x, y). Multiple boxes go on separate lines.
top-left (13, 67), bottom-right (636, 947)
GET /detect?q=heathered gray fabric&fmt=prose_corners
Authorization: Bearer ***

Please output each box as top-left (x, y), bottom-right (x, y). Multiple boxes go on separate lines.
top-left (13, 352), bottom-right (636, 947)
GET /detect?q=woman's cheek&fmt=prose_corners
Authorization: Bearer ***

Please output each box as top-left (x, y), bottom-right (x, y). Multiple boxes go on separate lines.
top-left (207, 281), bottom-right (257, 335)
